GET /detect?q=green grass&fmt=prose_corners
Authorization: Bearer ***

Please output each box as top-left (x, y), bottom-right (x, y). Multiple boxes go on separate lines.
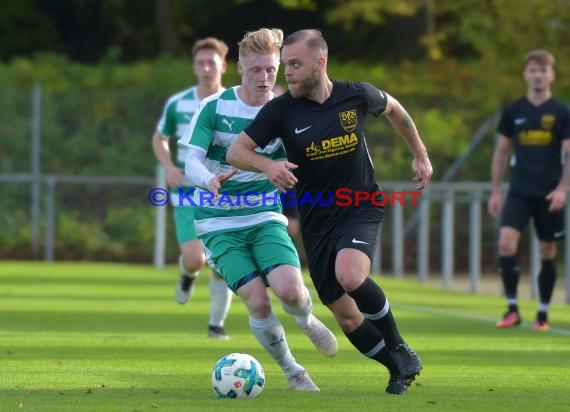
top-left (1, 262), bottom-right (569, 411)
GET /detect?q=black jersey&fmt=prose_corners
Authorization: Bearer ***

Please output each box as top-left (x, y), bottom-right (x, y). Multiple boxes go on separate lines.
top-left (497, 96), bottom-right (570, 196)
top-left (245, 80), bottom-right (387, 234)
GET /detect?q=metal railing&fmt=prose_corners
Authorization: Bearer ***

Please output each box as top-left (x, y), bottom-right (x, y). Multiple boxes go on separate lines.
top-left (1, 174), bottom-right (568, 303)
top-left (377, 181), bottom-right (570, 303)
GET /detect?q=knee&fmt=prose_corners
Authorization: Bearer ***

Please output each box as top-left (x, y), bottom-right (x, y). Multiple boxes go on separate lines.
top-left (181, 248), bottom-right (206, 272)
top-left (246, 294), bottom-right (272, 319)
top-left (498, 237), bottom-right (517, 256)
top-left (540, 243), bottom-right (556, 260)
top-left (275, 283), bottom-right (305, 307)
top-left (336, 270), bottom-right (366, 292)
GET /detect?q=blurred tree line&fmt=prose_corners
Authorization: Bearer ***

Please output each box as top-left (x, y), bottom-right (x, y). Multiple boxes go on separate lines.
top-left (3, 0), bottom-right (570, 66)
top-left (1, 0), bottom-right (570, 263)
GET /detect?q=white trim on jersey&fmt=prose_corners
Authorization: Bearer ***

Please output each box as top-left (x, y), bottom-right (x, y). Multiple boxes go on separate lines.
top-left (189, 188), bottom-right (280, 211)
top-left (195, 212), bottom-right (287, 236)
top-left (176, 99), bottom-right (200, 113)
top-left (362, 132), bottom-right (375, 170)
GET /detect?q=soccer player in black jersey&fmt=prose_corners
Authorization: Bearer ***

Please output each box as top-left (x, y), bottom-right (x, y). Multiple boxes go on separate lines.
top-left (227, 29), bottom-right (433, 395)
top-left (488, 49), bottom-right (570, 331)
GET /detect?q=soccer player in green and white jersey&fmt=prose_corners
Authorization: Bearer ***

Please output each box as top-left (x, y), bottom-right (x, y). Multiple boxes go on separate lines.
top-left (152, 37), bottom-right (232, 339)
top-left (178, 28), bottom-right (338, 391)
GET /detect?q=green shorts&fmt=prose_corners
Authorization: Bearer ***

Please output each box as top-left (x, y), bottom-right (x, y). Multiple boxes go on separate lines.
top-left (172, 206), bottom-right (198, 244)
top-left (200, 221), bottom-right (300, 293)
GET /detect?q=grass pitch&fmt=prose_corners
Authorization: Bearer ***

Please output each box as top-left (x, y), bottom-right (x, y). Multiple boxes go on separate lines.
top-left (1, 262), bottom-right (569, 411)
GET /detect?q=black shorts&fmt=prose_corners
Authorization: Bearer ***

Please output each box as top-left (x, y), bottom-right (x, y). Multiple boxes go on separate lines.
top-left (282, 203), bottom-right (299, 219)
top-left (302, 206), bottom-right (383, 305)
top-left (501, 192), bottom-right (564, 241)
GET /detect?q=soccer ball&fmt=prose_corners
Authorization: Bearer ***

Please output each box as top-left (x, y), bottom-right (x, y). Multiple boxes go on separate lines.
top-left (211, 353), bottom-right (265, 399)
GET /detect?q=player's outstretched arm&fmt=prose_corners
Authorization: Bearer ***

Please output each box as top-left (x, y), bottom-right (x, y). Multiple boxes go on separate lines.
top-left (227, 132), bottom-right (270, 172)
top-left (383, 94), bottom-right (432, 189)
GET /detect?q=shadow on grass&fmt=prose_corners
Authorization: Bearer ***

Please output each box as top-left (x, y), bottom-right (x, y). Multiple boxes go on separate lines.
top-left (0, 310), bottom-right (217, 333)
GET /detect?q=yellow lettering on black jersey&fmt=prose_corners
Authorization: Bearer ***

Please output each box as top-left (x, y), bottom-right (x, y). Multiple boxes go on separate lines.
top-left (518, 130), bottom-right (552, 145)
top-left (305, 133), bottom-right (359, 160)
top-left (541, 114), bottom-right (555, 130)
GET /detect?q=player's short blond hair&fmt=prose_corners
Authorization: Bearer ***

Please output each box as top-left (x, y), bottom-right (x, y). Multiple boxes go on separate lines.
top-left (237, 28), bottom-right (283, 60)
top-left (524, 49), bottom-right (555, 67)
top-left (192, 37), bottom-right (229, 60)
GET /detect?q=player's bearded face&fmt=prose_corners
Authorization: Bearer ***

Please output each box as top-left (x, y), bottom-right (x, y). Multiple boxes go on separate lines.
top-left (288, 65), bottom-right (319, 98)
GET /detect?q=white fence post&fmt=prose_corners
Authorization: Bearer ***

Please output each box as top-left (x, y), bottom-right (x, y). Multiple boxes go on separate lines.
top-left (153, 165), bottom-right (167, 269)
top-left (392, 189), bottom-right (404, 277)
top-left (417, 191), bottom-right (430, 283)
top-left (441, 188), bottom-right (454, 288)
top-left (44, 175), bottom-right (55, 262)
top-left (529, 227), bottom-right (540, 299)
top-left (469, 190), bottom-right (482, 292)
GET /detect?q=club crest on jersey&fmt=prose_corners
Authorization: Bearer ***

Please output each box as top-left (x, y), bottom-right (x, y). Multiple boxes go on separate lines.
top-left (339, 109), bottom-right (357, 132)
top-left (541, 114), bottom-right (555, 130)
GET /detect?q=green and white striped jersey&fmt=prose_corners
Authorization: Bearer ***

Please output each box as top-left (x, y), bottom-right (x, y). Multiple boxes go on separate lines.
top-left (178, 86), bottom-right (287, 237)
top-left (156, 86), bottom-right (202, 167)
top-left (156, 86), bottom-right (224, 206)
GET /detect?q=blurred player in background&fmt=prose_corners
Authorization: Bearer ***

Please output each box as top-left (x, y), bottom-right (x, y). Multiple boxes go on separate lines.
top-left (488, 49), bottom-right (570, 331)
top-left (179, 28), bottom-right (337, 391)
top-left (152, 37), bottom-right (233, 339)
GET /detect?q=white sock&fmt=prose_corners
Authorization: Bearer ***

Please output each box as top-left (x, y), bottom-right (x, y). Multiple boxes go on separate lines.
top-left (209, 276), bottom-right (232, 327)
top-left (249, 313), bottom-right (304, 378)
top-left (538, 303), bottom-right (549, 313)
top-left (178, 254), bottom-right (199, 278)
top-left (280, 286), bottom-right (312, 330)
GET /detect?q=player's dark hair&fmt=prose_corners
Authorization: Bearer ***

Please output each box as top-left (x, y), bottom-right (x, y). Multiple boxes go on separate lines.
top-left (283, 29), bottom-right (328, 57)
